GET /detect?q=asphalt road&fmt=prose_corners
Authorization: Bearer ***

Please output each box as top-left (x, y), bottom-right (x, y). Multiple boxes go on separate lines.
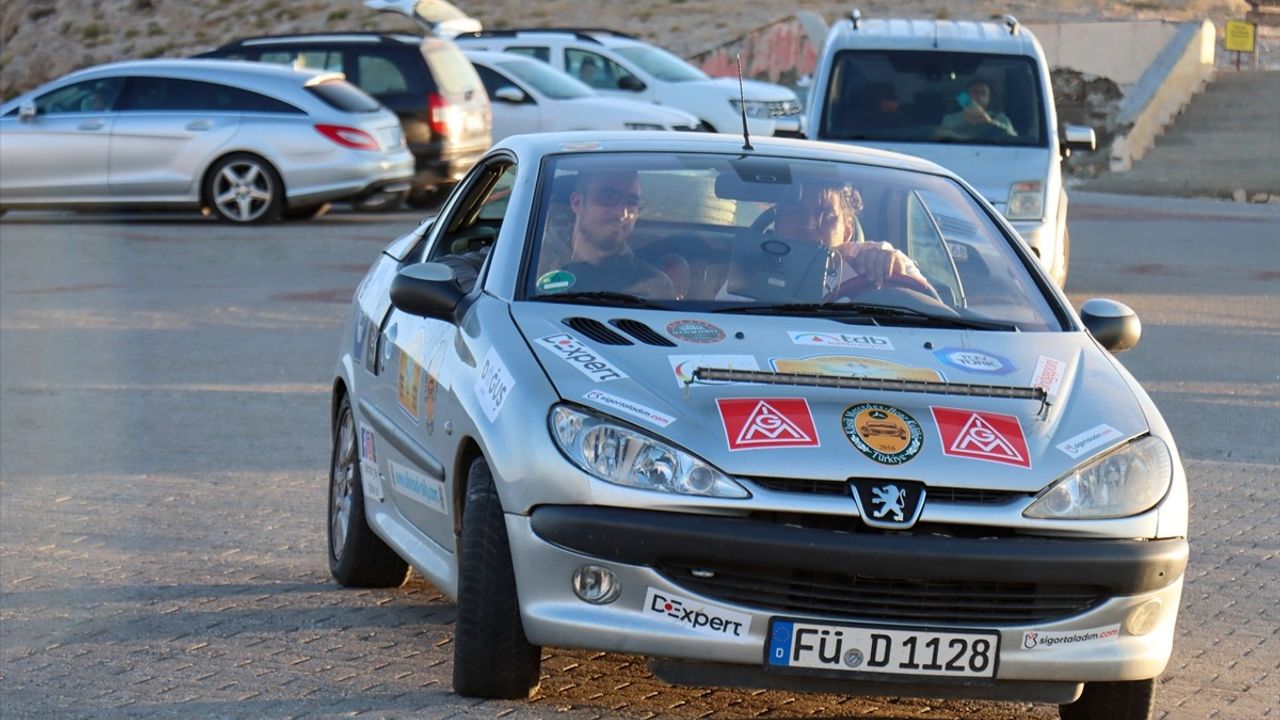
top-left (1, 193), bottom-right (1277, 720)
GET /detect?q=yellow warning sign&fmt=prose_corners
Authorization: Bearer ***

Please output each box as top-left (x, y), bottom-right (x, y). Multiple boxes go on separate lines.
top-left (1225, 20), bottom-right (1256, 53)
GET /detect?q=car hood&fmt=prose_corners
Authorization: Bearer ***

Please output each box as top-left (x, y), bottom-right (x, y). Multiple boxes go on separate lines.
top-left (835, 142), bottom-right (1050, 210)
top-left (511, 304), bottom-right (1148, 493)
top-left (562, 96), bottom-right (700, 126)
top-left (702, 77), bottom-right (798, 102)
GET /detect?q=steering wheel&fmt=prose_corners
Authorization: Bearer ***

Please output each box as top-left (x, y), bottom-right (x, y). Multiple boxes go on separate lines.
top-left (823, 273), bottom-right (955, 314)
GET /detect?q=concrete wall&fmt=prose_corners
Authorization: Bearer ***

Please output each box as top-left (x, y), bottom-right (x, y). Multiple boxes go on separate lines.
top-left (687, 12), bottom-right (827, 103)
top-left (1027, 21), bottom-right (1180, 87)
top-left (1109, 20), bottom-right (1217, 171)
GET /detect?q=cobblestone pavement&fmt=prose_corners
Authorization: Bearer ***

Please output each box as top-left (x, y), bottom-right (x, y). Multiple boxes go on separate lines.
top-left (2, 198), bottom-right (1277, 720)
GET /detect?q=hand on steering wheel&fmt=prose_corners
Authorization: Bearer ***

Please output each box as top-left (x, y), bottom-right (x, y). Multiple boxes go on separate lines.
top-left (824, 272), bottom-right (940, 302)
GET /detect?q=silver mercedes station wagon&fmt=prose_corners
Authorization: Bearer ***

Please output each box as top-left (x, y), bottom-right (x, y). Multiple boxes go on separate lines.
top-left (328, 131), bottom-right (1188, 720)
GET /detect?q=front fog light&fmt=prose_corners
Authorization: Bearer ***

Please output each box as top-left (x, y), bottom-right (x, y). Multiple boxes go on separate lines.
top-left (572, 565), bottom-right (620, 604)
top-left (1124, 598), bottom-right (1164, 636)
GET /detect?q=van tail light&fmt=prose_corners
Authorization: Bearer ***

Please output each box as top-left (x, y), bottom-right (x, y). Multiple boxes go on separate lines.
top-left (428, 92), bottom-right (462, 140)
top-left (315, 124), bottom-right (380, 151)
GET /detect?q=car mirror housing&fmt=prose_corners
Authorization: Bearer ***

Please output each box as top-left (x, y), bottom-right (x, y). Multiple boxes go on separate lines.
top-left (1062, 124), bottom-right (1096, 153)
top-left (618, 76), bottom-right (646, 92)
top-left (493, 86), bottom-right (527, 103)
top-left (1080, 298), bottom-right (1141, 352)
top-left (18, 101), bottom-right (36, 122)
top-left (390, 262), bottom-right (466, 321)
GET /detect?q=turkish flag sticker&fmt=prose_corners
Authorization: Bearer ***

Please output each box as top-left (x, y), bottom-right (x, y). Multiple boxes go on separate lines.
top-left (931, 406), bottom-right (1031, 468)
top-left (717, 398), bottom-right (819, 451)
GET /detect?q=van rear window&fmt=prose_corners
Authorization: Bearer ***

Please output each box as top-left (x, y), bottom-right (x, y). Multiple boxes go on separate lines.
top-left (305, 79), bottom-right (382, 113)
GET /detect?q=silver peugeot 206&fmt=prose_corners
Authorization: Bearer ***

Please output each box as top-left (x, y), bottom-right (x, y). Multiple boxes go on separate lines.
top-left (329, 131), bottom-right (1188, 720)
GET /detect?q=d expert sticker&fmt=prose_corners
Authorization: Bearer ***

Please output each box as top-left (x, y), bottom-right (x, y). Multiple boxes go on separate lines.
top-left (536, 334), bottom-right (628, 382)
top-left (643, 587), bottom-right (752, 641)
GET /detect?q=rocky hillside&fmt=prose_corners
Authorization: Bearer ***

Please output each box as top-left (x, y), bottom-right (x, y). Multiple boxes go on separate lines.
top-left (0, 0), bottom-right (1249, 100)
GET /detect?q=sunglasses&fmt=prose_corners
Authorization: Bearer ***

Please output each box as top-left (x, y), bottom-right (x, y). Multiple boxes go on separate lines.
top-left (587, 189), bottom-right (644, 211)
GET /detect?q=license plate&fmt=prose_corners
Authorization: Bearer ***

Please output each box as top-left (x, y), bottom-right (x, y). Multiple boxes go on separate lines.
top-left (766, 618), bottom-right (1000, 679)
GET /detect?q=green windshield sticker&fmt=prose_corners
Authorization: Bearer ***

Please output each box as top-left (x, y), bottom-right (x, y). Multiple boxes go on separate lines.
top-left (537, 270), bottom-right (576, 293)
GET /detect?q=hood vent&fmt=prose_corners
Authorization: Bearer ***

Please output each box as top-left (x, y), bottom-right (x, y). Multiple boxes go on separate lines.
top-left (563, 317), bottom-right (633, 345)
top-left (610, 319), bottom-right (676, 347)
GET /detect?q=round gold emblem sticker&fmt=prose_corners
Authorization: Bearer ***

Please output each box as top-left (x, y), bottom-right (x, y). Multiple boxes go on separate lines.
top-left (841, 403), bottom-right (924, 465)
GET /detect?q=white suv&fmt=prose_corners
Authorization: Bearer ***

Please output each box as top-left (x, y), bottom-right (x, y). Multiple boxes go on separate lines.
top-left (806, 14), bottom-right (1096, 287)
top-left (454, 29), bottom-right (803, 137)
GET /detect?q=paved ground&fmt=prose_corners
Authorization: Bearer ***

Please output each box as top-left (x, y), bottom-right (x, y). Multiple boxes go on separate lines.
top-left (1, 195), bottom-right (1277, 719)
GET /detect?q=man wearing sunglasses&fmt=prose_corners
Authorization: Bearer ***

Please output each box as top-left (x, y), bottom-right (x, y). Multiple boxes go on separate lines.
top-left (772, 180), bottom-right (932, 293)
top-left (557, 170), bottom-right (675, 298)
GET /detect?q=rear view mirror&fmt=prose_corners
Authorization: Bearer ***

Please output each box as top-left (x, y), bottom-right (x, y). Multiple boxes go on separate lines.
top-left (493, 86), bottom-right (527, 103)
top-left (390, 262), bottom-right (466, 321)
top-left (1062, 124), bottom-right (1096, 154)
top-left (1080, 298), bottom-right (1141, 352)
top-left (18, 101), bottom-right (36, 122)
top-left (618, 76), bottom-right (645, 92)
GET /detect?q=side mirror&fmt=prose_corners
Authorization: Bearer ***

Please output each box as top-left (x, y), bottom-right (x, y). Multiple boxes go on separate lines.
top-left (18, 101), bottom-right (36, 122)
top-left (1062, 124), bottom-right (1096, 154)
top-left (1080, 298), bottom-right (1141, 352)
top-left (617, 75), bottom-right (646, 92)
top-left (492, 86), bottom-right (527, 103)
top-left (390, 262), bottom-right (466, 321)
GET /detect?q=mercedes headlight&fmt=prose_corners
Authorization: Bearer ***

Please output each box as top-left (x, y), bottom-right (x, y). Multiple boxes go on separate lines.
top-left (550, 405), bottom-right (749, 498)
top-left (729, 99), bottom-right (772, 119)
top-left (624, 122), bottom-right (666, 131)
top-left (1006, 180), bottom-right (1045, 220)
top-left (1024, 435), bottom-right (1173, 519)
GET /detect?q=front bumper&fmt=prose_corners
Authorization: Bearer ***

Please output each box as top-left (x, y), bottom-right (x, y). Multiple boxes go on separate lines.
top-left (509, 506), bottom-right (1187, 698)
top-left (287, 148), bottom-right (415, 205)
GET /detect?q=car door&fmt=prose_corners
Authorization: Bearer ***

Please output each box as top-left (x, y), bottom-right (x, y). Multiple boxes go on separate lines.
top-left (0, 77), bottom-right (123, 201)
top-left (108, 76), bottom-right (242, 199)
top-left (368, 158), bottom-right (517, 551)
top-left (473, 63), bottom-right (541, 141)
top-left (564, 48), bottom-right (648, 100)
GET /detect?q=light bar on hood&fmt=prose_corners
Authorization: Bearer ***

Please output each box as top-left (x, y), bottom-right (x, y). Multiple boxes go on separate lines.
top-left (692, 368), bottom-right (1047, 411)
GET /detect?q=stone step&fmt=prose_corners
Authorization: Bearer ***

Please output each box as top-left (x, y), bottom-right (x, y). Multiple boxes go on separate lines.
top-left (1154, 133), bottom-right (1280, 147)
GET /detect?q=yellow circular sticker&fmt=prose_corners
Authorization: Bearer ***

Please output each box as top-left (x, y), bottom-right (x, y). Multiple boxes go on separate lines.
top-left (842, 403), bottom-right (923, 465)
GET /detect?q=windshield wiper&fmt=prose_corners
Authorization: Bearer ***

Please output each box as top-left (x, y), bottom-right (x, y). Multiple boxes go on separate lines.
top-left (537, 291), bottom-right (672, 310)
top-left (715, 302), bottom-right (1017, 331)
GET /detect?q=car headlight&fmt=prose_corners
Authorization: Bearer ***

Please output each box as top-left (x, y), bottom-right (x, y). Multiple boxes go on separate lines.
top-left (729, 99), bottom-right (772, 119)
top-left (624, 122), bottom-right (667, 131)
top-left (1024, 435), bottom-right (1172, 520)
top-left (1006, 181), bottom-right (1045, 220)
top-left (550, 405), bottom-right (750, 499)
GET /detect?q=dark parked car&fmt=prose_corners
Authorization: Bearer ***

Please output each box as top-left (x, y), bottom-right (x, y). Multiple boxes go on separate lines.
top-left (200, 33), bottom-right (491, 209)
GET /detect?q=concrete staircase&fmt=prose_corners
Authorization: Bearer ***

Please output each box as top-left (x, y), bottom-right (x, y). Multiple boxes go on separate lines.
top-left (1081, 71), bottom-right (1280, 199)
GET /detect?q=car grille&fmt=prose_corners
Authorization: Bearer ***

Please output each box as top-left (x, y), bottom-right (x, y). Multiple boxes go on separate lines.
top-left (767, 99), bottom-right (802, 118)
top-left (658, 561), bottom-right (1108, 625)
top-left (747, 477), bottom-right (1028, 505)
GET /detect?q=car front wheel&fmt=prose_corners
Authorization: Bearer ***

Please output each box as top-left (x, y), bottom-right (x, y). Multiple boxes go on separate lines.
top-left (1059, 678), bottom-right (1156, 720)
top-left (204, 153), bottom-right (284, 223)
top-left (328, 395), bottom-right (409, 587)
top-left (452, 456), bottom-right (542, 699)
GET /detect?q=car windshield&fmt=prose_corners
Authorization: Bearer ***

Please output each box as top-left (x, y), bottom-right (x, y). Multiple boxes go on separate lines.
top-left (499, 59), bottom-right (593, 99)
top-left (819, 50), bottom-right (1046, 148)
top-left (613, 45), bottom-right (708, 82)
top-left (522, 151), bottom-right (1063, 331)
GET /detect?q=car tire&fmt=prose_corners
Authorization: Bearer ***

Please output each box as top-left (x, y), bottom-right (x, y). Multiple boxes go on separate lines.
top-left (204, 153), bottom-right (284, 224)
top-left (1059, 679), bottom-right (1156, 720)
top-left (283, 202), bottom-right (331, 221)
top-left (352, 189), bottom-right (408, 212)
top-left (452, 456), bottom-right (542, 699)
top-left (327, 395), bottom-right (409, 588)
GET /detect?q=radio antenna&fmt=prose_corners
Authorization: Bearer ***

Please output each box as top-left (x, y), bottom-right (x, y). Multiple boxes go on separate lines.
top-left (736, 54), bottom-right (753, 151)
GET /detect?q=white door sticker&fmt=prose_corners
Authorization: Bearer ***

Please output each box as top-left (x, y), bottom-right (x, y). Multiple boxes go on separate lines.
top-left (388, 460), bottom-right (446, 513)
top-left (475, 347), bottom-right (515, 422)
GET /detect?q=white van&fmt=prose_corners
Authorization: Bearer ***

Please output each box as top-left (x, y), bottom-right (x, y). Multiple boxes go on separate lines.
top-left (454, 29), bottom-right (804, 138)
top-left (806, 13), bottom-right (1096, 287)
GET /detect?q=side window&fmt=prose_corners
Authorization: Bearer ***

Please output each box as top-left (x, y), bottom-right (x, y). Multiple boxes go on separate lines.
top-left (504, 46), bottom-right (550, 63)
top-left (34, 77), bottom-right (125, 114)
top-left (356, 53), bottom-right (409, 95)
top-left (225, 86), bottom-right (305, 114)
top-left (474, 65), bottom-right (529, 103)
top-left (257, 50), bottom-right (342, 73)
top-left (426, 162), bottom-right (518, 291)
top-left (116, 77), bottom-right (292, 113)
top-left (564, 49), bottom-right (634, 90)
